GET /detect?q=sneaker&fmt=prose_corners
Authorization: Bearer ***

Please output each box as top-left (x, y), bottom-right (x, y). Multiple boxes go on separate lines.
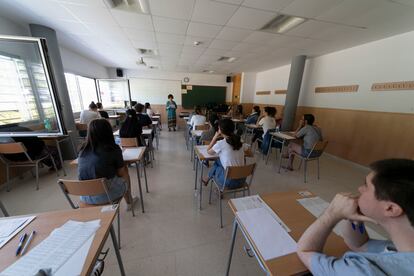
top-left (126, 196), bottom-right (138, 211)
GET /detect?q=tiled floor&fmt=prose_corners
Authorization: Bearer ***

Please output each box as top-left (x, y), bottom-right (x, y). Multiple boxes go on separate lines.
top-left (0, 129), bottom-right (384, 276)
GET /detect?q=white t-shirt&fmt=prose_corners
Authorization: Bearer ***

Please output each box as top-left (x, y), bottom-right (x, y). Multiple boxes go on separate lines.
top-left (190, 114), bottom-right (206, 130)
top-left (212, 139), bottom-right (247, 169)
top-left (258, 116), bottom-right (276, 137)
top-left (80, 110), bottom-right (101, 125)
top-left (146, 108), bottom-right (154, 117)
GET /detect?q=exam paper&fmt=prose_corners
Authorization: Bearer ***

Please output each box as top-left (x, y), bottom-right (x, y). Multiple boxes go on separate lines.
top-left (196, 146), bottom-right (218, 159)
top-left (0, 216), bottom-right (36, 249)
top-left (297, 197), bottom-right (385, 240)
top-left (236, 208), bottom-right (297, 261)
top-left (0, 220), bottom-right (100, 276)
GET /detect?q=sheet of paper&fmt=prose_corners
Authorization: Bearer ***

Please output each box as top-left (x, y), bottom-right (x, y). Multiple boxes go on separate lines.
top-left (196, 146), bottom-right (218, 159)
top-left (232, 195), bottom-right (291, 232)
top-left (236, 208), bottom-right (297, 261)
top-left (122, 148), bottom-right (141, 161)
top-left (113, 130), bottom-right (119, 136)
top-left (0, 216), bottom-right (36, 249)
top-left (0, 220), bottom-right (100, 276)
top-left (297, 197), bottom-right (384, 239)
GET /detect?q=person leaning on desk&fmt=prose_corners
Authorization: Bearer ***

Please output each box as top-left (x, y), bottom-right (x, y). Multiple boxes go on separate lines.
top-left (297, 158), bottom-right (414, 275)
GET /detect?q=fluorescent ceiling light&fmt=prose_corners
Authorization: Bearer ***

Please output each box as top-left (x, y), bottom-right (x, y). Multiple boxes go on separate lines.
top-left (104, 0), bottom-right (149, 13)
top-left (261, 14), bottom-right (306, 34)
top-left (217, 56), bottom-right (237, 63)
top-left (193, 41), bottom-right (202, 46)
top-left (203, 70), bottom-right (215, 73)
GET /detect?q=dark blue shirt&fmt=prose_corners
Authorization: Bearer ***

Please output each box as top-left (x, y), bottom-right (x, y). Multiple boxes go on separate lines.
top-left (78, 146), bottom-right (124, 180)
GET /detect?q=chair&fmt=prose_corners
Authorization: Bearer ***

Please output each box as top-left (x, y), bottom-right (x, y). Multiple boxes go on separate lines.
top-left (119, 137), bottom-right (138, 148)
top-left (195, 124), bottom-right (209, 131)
top-left (0, 142), bottom-right (58, 191)
top-left (0, 200), bottom-right (9, 216)
top-left (294, 141), bottom-right (328, 183)
top-left (58, 178), bottom-right (135, 249)
top-left (208, 163), bottom-right (257, 228)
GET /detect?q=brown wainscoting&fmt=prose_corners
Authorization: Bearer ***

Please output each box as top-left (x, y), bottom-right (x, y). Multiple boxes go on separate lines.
top-left (149, 104), bottom-right (194, 128)
top-left (295, 107), bottom-right (414, 166)
top-left (241, 103), bottom-right (285, 118)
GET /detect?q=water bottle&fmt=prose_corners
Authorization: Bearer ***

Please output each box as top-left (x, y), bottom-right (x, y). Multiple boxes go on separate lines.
top-left (276, 126), bottom-right (280, 132)
top-left (44, 118), bottom-right (52, 131)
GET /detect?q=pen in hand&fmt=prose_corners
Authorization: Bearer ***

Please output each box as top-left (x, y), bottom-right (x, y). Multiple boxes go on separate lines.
top-left (16, 233), bottom-right (27, 256)
top-left (20, 230), bottom-right (36, 256)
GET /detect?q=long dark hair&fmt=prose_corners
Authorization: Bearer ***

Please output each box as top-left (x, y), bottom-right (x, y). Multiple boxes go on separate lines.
top-left (219, 119), bottom-right (242, 150)
top-left (120, 109), bottom-right (140, 136)
top-left (80, 119), bottom-right (118, 155)
top-left (209, 113), bottom-right (219, 132)
top-left (253, 105), bottom-right (261, 116)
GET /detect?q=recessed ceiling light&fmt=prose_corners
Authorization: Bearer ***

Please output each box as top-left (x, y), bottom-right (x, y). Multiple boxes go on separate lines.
top-left (260, 14), bottom-right (306, 34)
top-left (104, 0), bottom-right (149, 13)
top-left (193, 41), bottom-right (202, 46)
top-left (203, 70), bottom-right (215, 73)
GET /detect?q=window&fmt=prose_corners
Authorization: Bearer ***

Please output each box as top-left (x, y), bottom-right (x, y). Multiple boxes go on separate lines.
top-left (64, 73), bottom-right (97, 112)
top-left (0, 36), bottom-right (64, 136)
top-left (98, 79), bottom-right (129, 108)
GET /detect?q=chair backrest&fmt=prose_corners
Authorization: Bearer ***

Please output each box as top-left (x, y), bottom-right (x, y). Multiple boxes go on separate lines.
top-left (75, 123), bottom-right (88, 131)
top-left (201, 140), bottom-right (211, 145)
top-left (225, 163), bottom-right (256, 180)
top-left (306, 140), bottom-right (329, 159)
top-left (58, 178), bottom-right (112, 209)
top-left (120, 137), bottom-right (138, 148)
top-left (195, 124), bottom-right (209, 131)
top-left (0, 142), bottom-right (26, 154)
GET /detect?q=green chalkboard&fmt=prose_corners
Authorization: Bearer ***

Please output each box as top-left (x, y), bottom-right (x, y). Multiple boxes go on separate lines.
top-left (181, 85), bottom-right (226, 109)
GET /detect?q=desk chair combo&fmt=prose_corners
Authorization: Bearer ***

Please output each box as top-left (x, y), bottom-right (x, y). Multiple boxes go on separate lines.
top-left (208, 163), bottom-right (257, 228)
top-left (0, 142), bottom-right (58, 191)
top-left (294, 140), bottom-right (328, 183)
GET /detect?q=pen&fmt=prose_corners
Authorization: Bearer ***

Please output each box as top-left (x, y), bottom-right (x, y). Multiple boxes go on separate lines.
top-left (16, 233), bottom-right (27, 256)
top-left (20, 230), bottom-right (36, 256)
top-left (351, 222), bottom-right (365, 234)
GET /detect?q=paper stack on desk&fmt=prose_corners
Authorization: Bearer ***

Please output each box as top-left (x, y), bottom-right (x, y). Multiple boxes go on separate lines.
top-left (0, 220), bottom-right (100, 276)
top-left (0, 216), bottom-right (36, 249)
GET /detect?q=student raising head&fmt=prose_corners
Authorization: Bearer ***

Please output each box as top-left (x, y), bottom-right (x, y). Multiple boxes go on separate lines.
top-left (205, 118), bottom-right (248, 189)
top-left (119, 109), bottom-right (143, 146)
top-left (78, 119), bottom-right (135, 209)
top-left (190, 106), bottom-right (206, 130)
top-left (80, 101), bottom-right (101, 125)
top-left (252, 106), bottom-right (277, 143)
top-left (134, 103), bottom-right (152, 128)
top-left (245, 106), bottom-right (261, 124)
top-left (96, 102), bottom-right (109, 119)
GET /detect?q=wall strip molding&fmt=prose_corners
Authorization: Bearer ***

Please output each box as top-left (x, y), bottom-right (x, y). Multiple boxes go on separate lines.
top-left (315, 85), bottom-right (359, 93)
top-left (256, 91), bottom-right (271, 95)
top-left (371, 81), bottom-right (414, 91)
top-left (274, 89), bottom-right (287, 94)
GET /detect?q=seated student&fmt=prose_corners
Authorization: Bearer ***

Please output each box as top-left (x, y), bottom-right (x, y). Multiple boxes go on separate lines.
top-left (78, 119), bottom-right (136, 209)
top-left (204, 119), bottom-right (247, 189)
top-left (297, 158), bottom-right (414, 275)
top-left (80, 101), bottom-right (101, 125)
top-left (285, 114), bottom-right (322, 171)
top-left (190, 106), bottom-right (206, 130)
top-left (144, 102), bottom-right (155, 117)
top-left (200, 113), bottom-right (219, 144)
top-left (252, 106), bottom-right (277, 144)
top-left (96, 102), bottom-right (109, 119)
top-left (119, 109), bottom-right (143, 146)
top-left (245, 106), bottom-right (261, 124)
top-left (134, 103), bottom-right (152, 128)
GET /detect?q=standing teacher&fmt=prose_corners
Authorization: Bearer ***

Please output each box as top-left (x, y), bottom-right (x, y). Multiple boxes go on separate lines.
top-left (166, 94), bottom-right (177, 131)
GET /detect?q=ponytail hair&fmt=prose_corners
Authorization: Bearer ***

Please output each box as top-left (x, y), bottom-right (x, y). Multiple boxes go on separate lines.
top-left (219, 119), bottom-right (242, 150)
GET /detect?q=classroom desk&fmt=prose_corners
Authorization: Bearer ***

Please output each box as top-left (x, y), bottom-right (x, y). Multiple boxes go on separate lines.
top-left (39, 133), bottom-right (77, 176)
top-left (190, 130), bottom-right (204, 163)
top-left (244, 124), bottom-right (262, 140)
top-left (151, 121), bottom-right (159, 149)
top-left (270, 132), bottom-right (296, 173)
top-left (70, 147), bottom-right (148, 213)
top-left (108, 115), bottom-right (121, 120)
top-left (0, 206), bottom-right (126, 276)
top-left (225, 190), bottom-right (349, 276)
top-left (179, 112), bottom-right (190, 118)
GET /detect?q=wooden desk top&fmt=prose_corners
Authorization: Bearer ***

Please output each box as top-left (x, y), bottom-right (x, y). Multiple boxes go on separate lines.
top-left (228, 191), bottom-right (349, 276)
top-left (194, 145), bottom-right (219, 161)
top-left (70, 147), bottom-right (145, 165)
top-left (108, 115), bottom-right (121, 120)
top-left (245, 124), bottom-right (262, 129)
top-left (191, 130), bottom-right (204, 137)
top-left (231, 118), bottom-right (246, 123)
top-left (142, 129), bottom-right (153, 136)
top-left (151, 116), bottom-right (160, 119)
top-left (0, 206), bottom-right (117, 276)
top-left (152, 121), bottom-right (158, 125)
top-left (271, 132), bottom-right (296, 140)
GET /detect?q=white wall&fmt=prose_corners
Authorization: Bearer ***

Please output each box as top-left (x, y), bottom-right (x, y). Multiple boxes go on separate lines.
top-left (60, 47), bottom-right (109, 78)
top-left (254, 65), bottom-right (290, 105)
top-left (0, 16), bottom-right (29, 36)
top-left (252, 30), bottom-right (414, 114)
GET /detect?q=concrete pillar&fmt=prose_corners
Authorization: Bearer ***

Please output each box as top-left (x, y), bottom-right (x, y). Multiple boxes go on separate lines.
top-left (281, 55), bottom-right (306, 131)
top-left (29, 24), bottom-right (76, 159)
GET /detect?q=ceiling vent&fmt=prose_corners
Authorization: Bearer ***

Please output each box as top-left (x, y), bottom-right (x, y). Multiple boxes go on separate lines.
top-left (104, 0), bottom-right (149, 13)
top-left (217, 56), bottom-right (237, 63)
top-left (137, 48), bottom-right (158, 56)
top-left (203, 70), bottom-right (215, 73)
top-left (136, 57), bottom-right (147, 66)
top-left (260, 14), bottom-right (306, 34)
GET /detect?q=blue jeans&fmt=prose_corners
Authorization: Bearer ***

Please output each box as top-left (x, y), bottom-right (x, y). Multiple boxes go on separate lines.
top-left (80, 176), bottom-right (127, 205)
top-left (302, 147), bottom-right (322, 158)
top-left (208, 159), bottom-right (245, 190)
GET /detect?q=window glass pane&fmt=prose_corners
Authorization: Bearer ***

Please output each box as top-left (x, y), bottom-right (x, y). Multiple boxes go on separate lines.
top-left (77, 76), bottom-right (97, 110)
top-left (64, 72), bottom-right (82, 112)
top-left (98, 79), bottom-right (129, 108)
top-left (0, 37), bottom-right (64, 136)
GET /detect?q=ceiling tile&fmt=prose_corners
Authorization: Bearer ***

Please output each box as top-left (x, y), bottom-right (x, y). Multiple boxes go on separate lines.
top-left (156, 33), bottom-right (186, 44)
top-left (53, 19), bottom-right (91, 35)
top-left (227, 6), bottom-right (276, 30)
top-left (111, 10), bottom-right (153, 30)
top-left (213, 0), bottom-right (244, 5)
top-left (203, 47), bottom-right (229, 55)
top-left (281, 0), bottom-right (343, 19)
top-left (242, 0), bottom-right (294, 12)
top-left (391, 0), bottom-right (414, 7)
top-left (183, 36), bottom-right (213, 47)
top-left (215, 26), bottom-right (253, 41)
top-left (191, 0), bottom-right (238, 25)
top-left (231, 42), bottom-right (259, 52)
top-left (149, 0), bottom-right (195, 20)
top-left (187, 22), bottom-right (223, 38)
top-left (153, 16), bottom-right (189, 35)
top-left (286, 20), bottom-right (336, 37)
top-left (181, 45), bottom-right (207, 55)
top-left (242, 31), bottom-right (281, 44)
top-left (209, 39), bottom-right (238, 50)
top-left (131, 40), bottom-right (158, 49)
top-left (55, 0), bottom-right (106, 7)
top-left (63, 4), bottom-right (116, 26)
top-left (123, 28), bottom-right (156, 42)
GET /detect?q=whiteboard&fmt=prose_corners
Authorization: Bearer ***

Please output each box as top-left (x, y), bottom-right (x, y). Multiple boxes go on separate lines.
top-left (129, 78), bottom-right (182, 105)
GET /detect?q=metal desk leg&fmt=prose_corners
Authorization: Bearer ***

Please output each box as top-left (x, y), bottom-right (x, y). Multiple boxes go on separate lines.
top-left (110, 225), bottom-right (126, 276)
top-left (194, 156), bottom-right (199, 190)
top-left (55, 139), bottom-right (67, 176)
top-left (199, 163), bottom-right (204, 210)
top-left (142, 160), bottom-right (149, 193)
top-left (278, 140), bottom-right (285, 174)
top-left (225, 219), bottom-right (239, 276)
top-left (135, 162), bottom-right (145, 213)
top-left (0, 200), bottom-right (9, 217)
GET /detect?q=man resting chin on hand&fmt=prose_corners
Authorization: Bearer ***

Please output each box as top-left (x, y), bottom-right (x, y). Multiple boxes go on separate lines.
top-left (297, 159), bottom-right (414, 276)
